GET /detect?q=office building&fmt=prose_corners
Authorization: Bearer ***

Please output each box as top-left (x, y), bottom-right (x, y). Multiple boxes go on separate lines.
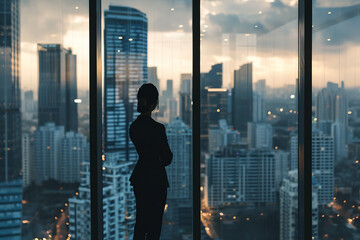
top-left (166, 118), bottom-right (192, 200)
top-left (280, 170), bottom-right (319, 240)
top-left (290, 131), bottom-right (334, 205)
top-left (33, 123), bottom-right (65, 183)
top-left (208, 119), bottom-right (240, 153)
top-left (253, 92), bottom-right (265, 122)
top-left (255, 79), bottom-right (266, 99)
top-left (0, 180), bottom-right (22, 240)
top-left (104, 6), bottom-right (147, 158)
top-left (247, 122), bottom-right (273, 150)
top-left (232, 63), bottom-right (252, 132)
top-left (180, 74), bottom-right (192, 126)
top-left (69, 153), bottom-right (135, 240)
top-left (0, 0), bottom-right (21, 183)
top-left (38, 44), bottom-right (78, 132)
top-left (205, 146), bottom-right (275, 207)
top-left (59, 132), bottom-right (87, 183)
top-left (22, 133), bottom-right (31, 187)
top-left (148, 66), bottom-right (160, 91)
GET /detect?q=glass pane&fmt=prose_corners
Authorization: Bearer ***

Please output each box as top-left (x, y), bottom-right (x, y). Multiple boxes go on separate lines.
top-left (0, 0), bottom-right (89, 239)
top-left (200, 0), bottom-right (299, 239)
top-left (101, 1), bottom-right (192, 239)
top-left (313, 1), bottom-right (360, 239)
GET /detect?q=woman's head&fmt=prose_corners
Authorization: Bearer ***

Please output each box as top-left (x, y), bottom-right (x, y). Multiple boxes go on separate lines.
top-left (137, 83), bottom-right (159, 113)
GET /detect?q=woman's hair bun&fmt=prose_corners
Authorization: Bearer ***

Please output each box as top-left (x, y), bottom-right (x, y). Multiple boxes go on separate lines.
top-left (136, 83), bottom-right (159, 113)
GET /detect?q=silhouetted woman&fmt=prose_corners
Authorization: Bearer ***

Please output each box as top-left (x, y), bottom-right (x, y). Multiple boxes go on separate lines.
top-left (129, 83), bottom-right (173, 240)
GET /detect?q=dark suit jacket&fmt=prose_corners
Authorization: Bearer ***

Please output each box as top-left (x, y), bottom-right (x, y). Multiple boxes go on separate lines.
top-left (129, 115), bottom-right (173, 188)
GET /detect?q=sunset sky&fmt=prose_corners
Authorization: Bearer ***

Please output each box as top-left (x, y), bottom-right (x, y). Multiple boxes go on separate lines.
top-left (20, 0), bottom-right (360, 98)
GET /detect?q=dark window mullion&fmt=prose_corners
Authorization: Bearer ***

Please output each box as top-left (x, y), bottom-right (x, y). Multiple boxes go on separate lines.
top-left (298, 0), bottom-right (312, 239)
top-left (90, 0), bottom-right (103, 239)
top-left (193, 0), bottom-right (200, 239)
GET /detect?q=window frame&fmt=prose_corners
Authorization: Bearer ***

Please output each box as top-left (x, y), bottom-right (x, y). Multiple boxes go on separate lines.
top-left (88, 0), bottom-right (313, 239)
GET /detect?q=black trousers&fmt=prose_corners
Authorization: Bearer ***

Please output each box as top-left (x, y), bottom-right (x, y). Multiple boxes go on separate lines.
top-left (133, 186), bottom-right (167, 240)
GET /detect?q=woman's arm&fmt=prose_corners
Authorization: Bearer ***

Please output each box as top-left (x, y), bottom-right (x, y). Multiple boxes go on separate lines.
top-left (159, 124), bottom-right (173, 167)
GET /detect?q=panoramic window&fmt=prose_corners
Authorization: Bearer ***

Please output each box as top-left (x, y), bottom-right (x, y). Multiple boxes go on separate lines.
top-left (312, 1), bottom-right (360, 239)
top-left (0, 0), bottom-right (90, 239)
top-left (100, 0), bottom-right (192, 239)
top-left (200, 0), bottom-right (299, 239)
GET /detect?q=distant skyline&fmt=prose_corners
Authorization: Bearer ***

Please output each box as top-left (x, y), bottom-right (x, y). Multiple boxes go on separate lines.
top-left (20, 0), bottom-right (360, 97)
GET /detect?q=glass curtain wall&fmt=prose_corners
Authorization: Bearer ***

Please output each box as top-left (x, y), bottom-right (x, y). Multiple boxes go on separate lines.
top-left (200, 0), bottom-right (299, 239)
top-left (312, 1), bottom-right (360, 239)
top-left (100, 0), bottom-right (193, 239)
top-left (0, 0), bottom-right (90, 239)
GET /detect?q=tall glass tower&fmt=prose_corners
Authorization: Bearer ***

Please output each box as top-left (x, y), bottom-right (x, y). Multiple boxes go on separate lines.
top-left (104, 6), bottom-right (148, 162)
top-left (0, 0), bottom-right (21, 182)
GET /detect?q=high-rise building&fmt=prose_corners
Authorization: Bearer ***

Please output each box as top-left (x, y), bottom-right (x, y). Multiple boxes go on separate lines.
top-left (166, 98), bottom-right (178, 123)
top-left (148, 66), bottom-right (160, 91)
top-left (22, 133), bottom-right (31, 187)
top-left (163, 79), bottom-right (174, 100)
top-left (104, 6), bottom-right (147, 158)
top-left (232, 63), bottom-right (252, 132)
top-left (280, 170), bottom-right (319, 240)
top-left (253, 92), bottom-right (265, 122)
top-left (208, 119), bottom-right (240, 153)
top-left (255, 79), bottom-right (266, 99)
top-left (166, 118), bottom-right (192, 201)
top-left (59, 132), bottom-right (87, 183)
top-left (290, 131), bottom-right (334, 205)
top-left (33, 123), bottom-right (65, 183)
top-left (0, 0), bottom-right (21, 183)
top-left (201, 88), bottom-right (229, 151)
top-left (69, 154), bottom-right (135, 240)
top-left (247, 122), bottom-right (273, 150)
top-left (179, 74), bottom-right (192, 126)
top-left (38, 44), bottom-right (78, 132)
top-left (0, 180), bottom-right (22, 240)
top-left (274, 150), bottom-right (289, 188)
top-left (205, 146), bottom-right (275, 207)
top-left (201, 63), bottom-right (222, 89)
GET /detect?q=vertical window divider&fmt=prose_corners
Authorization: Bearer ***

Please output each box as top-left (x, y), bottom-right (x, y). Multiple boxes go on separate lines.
top-left (193, 0), bottom-right (201, 239)
top-left (298, 0), bottom-right (312, 239)
top-left (90, 0), bottom-right (103, 239)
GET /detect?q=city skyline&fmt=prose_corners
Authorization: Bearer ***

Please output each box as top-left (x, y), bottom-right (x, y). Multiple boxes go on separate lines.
top-left (19, 0), bottom-right (360, 96)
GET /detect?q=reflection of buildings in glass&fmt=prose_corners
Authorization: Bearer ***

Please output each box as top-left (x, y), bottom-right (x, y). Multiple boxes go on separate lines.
top-left (290, 131), bottom-right (334, 205)
top-left (247, 122), bottom-right (272, 150)
top-left (232, 63), bottom-right (253, 132)
top-left (69, 154), bottom-right (135, 240)
top-left (280, 170), bottom-right (319, 240)
top-left (0, 180), bottom-right (22, 239)
top-left (221, 33), bottom-right (256, 88)
top-left (208, 119), bottom-right (240, 153)
top-left (38, 44), bottom-right (78, 132)
top-left (104, 6), bottom-right (147, 156)
top-left (0, 0), bottom-right (21, 183)
top-left (179, 74), bottom-right (192, 126)
top-left (204, 146), bottom-right (275, 208)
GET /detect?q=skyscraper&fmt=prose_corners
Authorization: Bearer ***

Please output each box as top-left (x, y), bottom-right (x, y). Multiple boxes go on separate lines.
top-left (179, 74), bottom-right (192, 126)
top-left (104, 6), bottom-right (147, 159)
top-left (247, 122), bottom-right (273, 150)
top-left (280, 170), bottom-right (319, 240)
top-left (0, 0), bottom-right (21, 183)
top-left (38, 44), bottom-right (78, 132)
top-left (33, 123), bottom-right (65, 183)
top-left (205, 146), bottom-right (275, 207)
top-left (148, 66), bottom-right (160, 91)
top-left (290, 131), bottom-right (334, 205)
top-left (59, 132), bottom-right (87, 183)
top-left (232, 63), bottom-right (252, 132)
top-left (166, 118), bottom-right (192, 201)
top-left (22, 133), bottom-right (31, 187)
